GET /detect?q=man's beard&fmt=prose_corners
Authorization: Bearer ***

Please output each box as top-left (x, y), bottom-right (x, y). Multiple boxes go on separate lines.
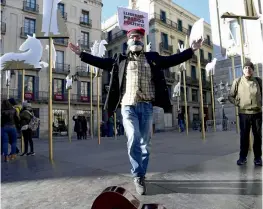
top-left (127, 39), bottom-right (144, 52)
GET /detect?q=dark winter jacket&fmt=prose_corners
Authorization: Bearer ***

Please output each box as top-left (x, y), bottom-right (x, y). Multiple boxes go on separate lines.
top-left (1, 100), bottom-right (19, 128)
top-left (79, 48), bottom-right (194, 113)
top-left (20, 107), bottom-right (33, 127)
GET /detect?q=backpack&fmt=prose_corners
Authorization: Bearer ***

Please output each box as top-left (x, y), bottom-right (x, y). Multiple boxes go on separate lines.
top-left (235, 77), bottom-right (262, 96)
top-left (24, 110), bottom-right (40, 131)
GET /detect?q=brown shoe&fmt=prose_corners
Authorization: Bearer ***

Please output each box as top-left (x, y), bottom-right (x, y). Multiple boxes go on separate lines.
top-left (10, 154), bottom-right (16, 160)
top-left (4, 155), bottom-right (9, 162)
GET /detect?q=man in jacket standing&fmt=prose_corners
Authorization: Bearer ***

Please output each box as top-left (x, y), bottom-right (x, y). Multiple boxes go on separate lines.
top-left (69, 27), bottom-right (202, 195)
top-left (228, 61), bottom-right (262, 166)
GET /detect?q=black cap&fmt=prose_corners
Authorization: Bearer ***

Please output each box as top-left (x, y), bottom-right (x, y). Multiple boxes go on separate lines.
top-left (244, 61), bottom-right (254, 70)
top-left (8, 98), bottom-right (17, 106)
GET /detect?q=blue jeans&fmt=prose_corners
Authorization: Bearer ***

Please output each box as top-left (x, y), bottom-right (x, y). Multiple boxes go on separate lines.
top-left (121, 102), bottom-right (153, 177)
top-left (179, 120), bottom-right (185, 132)
top-left (1, 126), bottom-right (17, 156)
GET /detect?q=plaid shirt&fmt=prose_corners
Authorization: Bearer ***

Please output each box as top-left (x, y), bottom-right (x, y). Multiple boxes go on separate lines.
top-left (121, 52), bottom-right (155, 105)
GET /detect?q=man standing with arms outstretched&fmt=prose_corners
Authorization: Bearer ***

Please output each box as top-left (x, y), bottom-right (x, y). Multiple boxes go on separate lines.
top-left (69, 27), bottom-right (202, 195)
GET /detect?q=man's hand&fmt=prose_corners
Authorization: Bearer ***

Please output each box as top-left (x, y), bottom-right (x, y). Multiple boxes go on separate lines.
top-left (68, 42), bottom-right (81, 55)
top-left (191, 38), bottom-right (203, 51)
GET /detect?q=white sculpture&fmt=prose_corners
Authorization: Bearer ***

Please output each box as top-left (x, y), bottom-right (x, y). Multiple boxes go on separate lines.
top-left (89, 40), bottom-right (108, 77)
top-left (189, 18), bottom-right (204, 48)
top-left (42, 0), bottom-right (61, 36)
top-left (5, 70), bottom-right (10, 86)
top-left (172, 81), bottom-right (181, 98)
top-left (178, 36), bottom-right (188, 70)
top-left (46, 41), bottom-right (57, 68)
top-left (205, 58), bottom-right (217, 77)
top-left (65, 75), bottom-right (72, 90)
top-left (0, 34), bottom-right (47, 70)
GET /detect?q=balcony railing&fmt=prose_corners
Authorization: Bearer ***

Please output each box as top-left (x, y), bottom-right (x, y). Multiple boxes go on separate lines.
top-left (190, 55), bottom-right (209, 66)
top-left (1, 22), bottom-right (6, 34)
top-left (20, 27), bottom-right (35, 38)
top-left (159, 42), bottom-right (173, 54)
top-left (53, 38), bottom-right (68, 46)
top-left (79, 17), bottom-right (92, 27)
top-left (107, 30), bottom-right (126, 44)
top-left (23, 1), bottom-right (39, 13)
top-left (203, 39), bottom-right (213, 48)
top-left (150, 13), bottom-right (189, 36)
top-left (76, 66), bottom-right (90, 77)
top-left (78, 40), bottom-right (93, 51)
top-left (53, 63), bottom-right (70, 74)
top-left (1, 0), bottom-right (6, 6)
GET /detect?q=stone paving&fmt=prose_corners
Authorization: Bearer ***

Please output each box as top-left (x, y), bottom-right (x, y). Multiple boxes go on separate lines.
top-left (1, 131), bottom-right (262, 209)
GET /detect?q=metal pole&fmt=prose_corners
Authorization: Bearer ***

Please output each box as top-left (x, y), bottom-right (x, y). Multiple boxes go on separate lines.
top-left (197, 49), bottom-right (205, 140)
top-left (256, 63), bottom-right (259, 77)
top-left (97, 76), bottom-right (100, 144)
top-left (68, 89), bottom-right (71, 143)
top-left (210, 74), bottom-right (216, 132)
top-left (183, 70), bottom-right (188, 135)
top-left (21, 69), bottom-right (25, 153)
top-left (231, 56), bottom-right (239, 134)
top-left (114, 112), bottom-right (117, 139)
top-left (48, 37), bottom-right (53, 161)
top-left (90, 66), bottom-right (93, 139)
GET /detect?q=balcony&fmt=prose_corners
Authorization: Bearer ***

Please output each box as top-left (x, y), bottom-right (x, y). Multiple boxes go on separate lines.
top-left (53, 63), bottom-right (70, 74)
top-left (150, 13), bottom-right (189, 36)
top-left (78, 40), bottom-right (93, 52)
top-left (20, 27), bottom-right (35, 38)
top-left (1, 0), bottom-right (6, 6)
top-left (76, 66), bottom-right (90, 77)
top-left (53, 38), bottom-right (68, 46)
top-left (79, 17), bottom-right (92, 28)
top-left (203, 38), bottom-right (213, 48)
top-left (190, 55), bottom-right (209, 66)
top-left (22, 1), bottom-right (39, 14)
top-left (107, 30), bottom-right (126, 44)
top-left (159, 42), bottom-right (173, 54)
top-left (60, 12), bottom-right (67, 21)
top-left (1, 22), bottom-right (6, 34)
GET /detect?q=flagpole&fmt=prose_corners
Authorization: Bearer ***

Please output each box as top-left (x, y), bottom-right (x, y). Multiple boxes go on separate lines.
top-left (231, 56), bottom-right (239, 134)
top-left (90, 65), bottom-right (93, 139)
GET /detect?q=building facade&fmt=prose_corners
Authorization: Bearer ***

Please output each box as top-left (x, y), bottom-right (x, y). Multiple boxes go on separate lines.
top-left (209, 0), bottom-right (263, 121)
top-left (101, 0), bottom-right (213, 129)
top-left (1, 0), bottom-right (103, 137)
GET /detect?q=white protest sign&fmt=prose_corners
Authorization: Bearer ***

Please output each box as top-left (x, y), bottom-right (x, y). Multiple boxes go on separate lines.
top-left (117, 7), bottom-right (149, 34)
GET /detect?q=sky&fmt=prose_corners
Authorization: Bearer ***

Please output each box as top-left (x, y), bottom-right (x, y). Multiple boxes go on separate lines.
top-left (101, 0), bottom-right (210, 24)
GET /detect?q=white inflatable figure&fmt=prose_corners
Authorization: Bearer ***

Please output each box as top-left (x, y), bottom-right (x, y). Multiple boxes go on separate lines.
top-left (189, 18), bottom-right (204, 48)
top-left (205, 58), bottom-right (217, 77)
top-left (65, 75), bottom-right (72, 90)
top-left (178, 36), bottom-right (188, 70)
top-left (146, 42), bottom-right (152, 52)
top-left (0, 34), bottom-right (47, 70)
top-left (172, 81), bottom-right (181, 98)
top-left (5, 70), bottom-right (10, 86)
top-left (46, 41), bottom-right (57, 68)
top-left (42, 0), bottom-right (61, 36)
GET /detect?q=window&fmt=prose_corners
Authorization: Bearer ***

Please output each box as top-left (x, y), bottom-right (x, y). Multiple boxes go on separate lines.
top-left (160, 10), bottom-right (166, 23)
top-left (81, 10), bottom-right (89, 23)
top-left (188, 25), bottom-right (192, 35)
top-left (81, 81), bottom-right (90, 96)
top-left (123, 42), bottom-right (128, 53)
top-left (108, 31), bottom-right (112, 41)
top-left (200, 49), bottom-right (204, 59)
top-left (207, 35), bottom-right (211, 45)
top-left (201, 69), bottom-right (206, 83)
top-left (108, 49), bottom-right (112, 58)
top-left (178, 39), bottom-right (184, 48)
top-left (178, 19), bottom-right (182, 31)
top-left (191, 65), bottom-right (196, 79)
top-left (208, 52), bottom-right (212, 62)
top-left (203, 91), bottom-right (207, 103)
top-left (161, 32), bottom-right (168, 49)
top-left (56, 50), bottom-right (64, 69)
top-left (0, 39), bottom-right (3, 55)
top-left (81, 31), bottom-right (89, 46)
top-left (180, 86), bottom-right (188, 100)
top-left (24, 18), bottom-right (35, 35)
top-left (228, 66), bottom-right (242, 83)
top-left (54, 79), bottom-right (63, 94)
top-left (53, 109), bottom-right (68, 134)
top-left (25, 76), bottom-right (34, 93)
top-left (25, 0), bottom-right (36, 10)
top-left (192, 89), bottom-right (198, 102)
top-left (58, 3), bottom-right (65, 16)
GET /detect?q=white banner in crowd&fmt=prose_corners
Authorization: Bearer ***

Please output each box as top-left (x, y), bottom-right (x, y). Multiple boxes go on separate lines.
top-left (117, 7), bottom-right (149, 34)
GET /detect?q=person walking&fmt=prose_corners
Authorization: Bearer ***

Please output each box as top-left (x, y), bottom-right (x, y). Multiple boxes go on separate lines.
top-left (228, 61), bottom-right (262, 166)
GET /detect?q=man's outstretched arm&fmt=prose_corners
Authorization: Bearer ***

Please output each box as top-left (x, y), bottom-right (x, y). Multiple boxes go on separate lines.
top-left (69, 42), bottom-right (114, 70)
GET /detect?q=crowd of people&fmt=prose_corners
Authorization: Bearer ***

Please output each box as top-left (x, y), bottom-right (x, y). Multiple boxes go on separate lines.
top-left (1, 98), bottom-right (36, 162)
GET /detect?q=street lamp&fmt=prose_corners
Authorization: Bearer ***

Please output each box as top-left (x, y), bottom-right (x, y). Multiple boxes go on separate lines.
top-left (214, 80), bottom-right (231, 131)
